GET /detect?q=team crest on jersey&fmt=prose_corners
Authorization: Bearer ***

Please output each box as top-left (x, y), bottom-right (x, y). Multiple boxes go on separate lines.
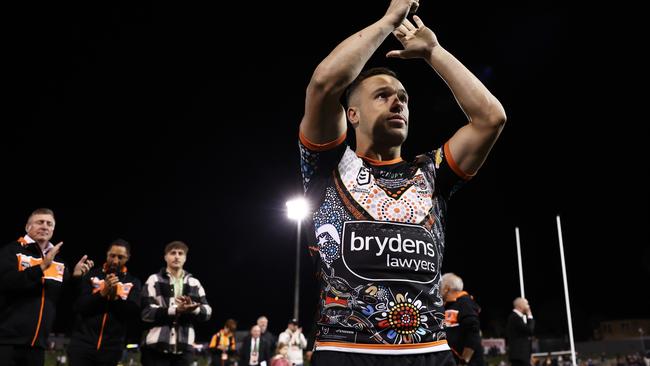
top-left (20, 257), bottom-right (32, 269)
top-left (356, 167), bottom-right (371, 186)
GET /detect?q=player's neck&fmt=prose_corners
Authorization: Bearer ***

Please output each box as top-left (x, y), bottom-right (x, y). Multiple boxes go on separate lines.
top-left (355, 144), bottom-right (401, 163)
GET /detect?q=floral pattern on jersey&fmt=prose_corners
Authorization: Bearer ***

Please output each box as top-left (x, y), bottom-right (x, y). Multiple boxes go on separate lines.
top-left (374, 292), bottom-right (431, 344)
top-left (319, 268), bottom-right (447, 345)
top-left (337, 148), bottom-right (433, 224)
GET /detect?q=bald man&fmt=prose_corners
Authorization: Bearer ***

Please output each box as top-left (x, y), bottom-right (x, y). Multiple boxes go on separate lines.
top-left (506, 297), bottom-right (535, 366)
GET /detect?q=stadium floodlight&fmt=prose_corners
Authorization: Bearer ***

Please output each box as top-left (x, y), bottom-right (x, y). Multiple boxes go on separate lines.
top-left (286, 197), bottom-right (310, 321)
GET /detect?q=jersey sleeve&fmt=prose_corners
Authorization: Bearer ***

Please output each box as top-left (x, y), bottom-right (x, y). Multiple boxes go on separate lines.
top-left (298, 130), bottom-right (347, 194)
top-left (420, 141), bottom-right (472, 200)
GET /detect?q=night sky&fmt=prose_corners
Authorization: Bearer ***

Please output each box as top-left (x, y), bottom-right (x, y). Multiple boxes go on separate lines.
top-left (2, 2), bottom-right (648, 344)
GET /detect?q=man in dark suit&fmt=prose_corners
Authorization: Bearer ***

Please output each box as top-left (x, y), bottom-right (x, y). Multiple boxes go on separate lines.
top-left (506, 297), bottom-right (535, 366)
top-left (240, 325), bottom-right (270, 366)
top-left (256, 316), bottom-right (276, 362)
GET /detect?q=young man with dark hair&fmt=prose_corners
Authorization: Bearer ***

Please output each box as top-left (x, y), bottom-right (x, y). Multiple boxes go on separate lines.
top-left (140, 241), bottom-right (211, 366)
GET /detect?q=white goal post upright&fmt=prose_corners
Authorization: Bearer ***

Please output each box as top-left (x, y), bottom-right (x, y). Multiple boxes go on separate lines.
top-left (515, 227), bottom-right (525, 298)
top-left (556, 215), bottom-right (577, 366)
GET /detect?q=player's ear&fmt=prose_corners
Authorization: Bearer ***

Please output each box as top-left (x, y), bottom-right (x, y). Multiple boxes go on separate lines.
top-left (348, 107), bottom-right (359, 128)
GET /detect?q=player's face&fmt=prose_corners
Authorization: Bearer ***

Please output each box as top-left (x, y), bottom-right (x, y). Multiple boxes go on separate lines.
top-left (349, 74), bottom-right (409, 148)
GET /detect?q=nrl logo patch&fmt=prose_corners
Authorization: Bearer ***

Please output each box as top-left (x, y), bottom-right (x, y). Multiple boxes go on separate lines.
top-left (356, 167), bottom-right (370, 186)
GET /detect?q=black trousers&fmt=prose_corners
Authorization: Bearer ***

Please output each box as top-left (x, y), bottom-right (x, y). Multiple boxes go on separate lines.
top-left (510, 360), bottom-right (531, 366)
top-left (211, 352), bottom-right (236, 366)
top-left (140, 347), bottom-right (193, 366)
top-left (312, 350), bottom-right (456, 366)
top-left (0, 344), bottom-right (45, 366)
top-left (67, 345), bottom-right (123, 366)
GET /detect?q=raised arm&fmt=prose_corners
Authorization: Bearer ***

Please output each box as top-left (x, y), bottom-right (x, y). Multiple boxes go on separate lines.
top-left (300, 0), bottom-right (419, 144)
top-left (388, 15), bottom-right (507, 176)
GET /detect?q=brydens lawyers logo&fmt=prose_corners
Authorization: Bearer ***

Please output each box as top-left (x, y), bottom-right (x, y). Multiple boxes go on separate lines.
top-left (341, 221), bottom-right (440, 284)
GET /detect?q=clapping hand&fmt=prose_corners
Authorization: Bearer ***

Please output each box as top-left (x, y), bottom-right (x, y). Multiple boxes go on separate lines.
top-left (175, 295), bottom-right (200, 313)
top-left (100, 273), bottom-right (119, 299)
top-left (73, 254), bottom-right (95, 277)
top-left (40, 242), bottom-right (63, 272)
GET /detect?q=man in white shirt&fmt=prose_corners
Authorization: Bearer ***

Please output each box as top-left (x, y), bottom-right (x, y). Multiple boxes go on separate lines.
top-left (278, 319), bottom-right (307, 366)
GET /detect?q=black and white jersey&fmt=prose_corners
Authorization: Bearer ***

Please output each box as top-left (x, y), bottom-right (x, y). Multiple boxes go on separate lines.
top-left (299, 132), bottom-right (469, 355)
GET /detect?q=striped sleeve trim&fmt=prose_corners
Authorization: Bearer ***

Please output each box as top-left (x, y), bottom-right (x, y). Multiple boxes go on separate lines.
top-left (444, 142), bottom-right (475, 181)
top-left (299, 130), bottom-right (346, 152)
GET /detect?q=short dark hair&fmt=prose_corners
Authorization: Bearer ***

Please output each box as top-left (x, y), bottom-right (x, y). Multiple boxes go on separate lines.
top-left (165, 240), bottom-right (189, 254)
top-left (344, 67), bottom-right (398, 107)
top-left (224, 318), bottom-right (237, 331)
top-left (108, 238), bottom-right (131, 255)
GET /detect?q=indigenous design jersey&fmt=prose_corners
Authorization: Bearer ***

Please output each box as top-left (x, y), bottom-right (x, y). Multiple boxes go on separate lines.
top-left (299, 132), bottom-right (468, 355)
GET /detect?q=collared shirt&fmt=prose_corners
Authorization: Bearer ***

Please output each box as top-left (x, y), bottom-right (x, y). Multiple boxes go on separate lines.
top-left (167, 270), bottom-right (185, 298)
top-left (23, 234), bottom-right (54, 254)
top-left (249, 337), bottom-right (260, 365)
top-left (513, 309), bottom-right (533, 324)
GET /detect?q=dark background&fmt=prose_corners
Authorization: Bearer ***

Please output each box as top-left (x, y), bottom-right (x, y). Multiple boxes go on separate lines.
top-left (2, 1), bottom-right (647, 343)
